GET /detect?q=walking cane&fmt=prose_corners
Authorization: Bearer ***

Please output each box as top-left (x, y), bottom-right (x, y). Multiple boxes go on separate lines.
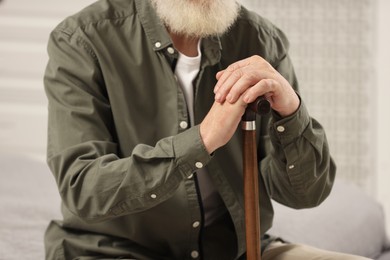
top-left (242, 97), bottom-right (270, 260)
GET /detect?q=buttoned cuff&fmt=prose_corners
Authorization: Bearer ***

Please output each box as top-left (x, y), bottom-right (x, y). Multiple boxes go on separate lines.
top-left (271, 100), bottom-right (311, 145)
top-left (173, 125), bottom-right (213, 178)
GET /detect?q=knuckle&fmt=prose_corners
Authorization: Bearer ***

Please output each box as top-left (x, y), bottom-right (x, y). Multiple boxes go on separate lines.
top-left (267, 79), bottom-right (278, 90)
top-left (251, 55), bottom-right (263, 63)
top-left (232, 69), bottom-right (244, 79)
top-left (245, 71), bottom-right (258, 82)
top-left (227, 63), bottom-right (239, 72)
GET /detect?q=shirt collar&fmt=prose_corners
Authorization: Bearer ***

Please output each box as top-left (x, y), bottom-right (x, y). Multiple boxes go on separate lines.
top-left (135, 0), bottom-right (172, 51)
top-left (202, 36), bottom-right (222, 67)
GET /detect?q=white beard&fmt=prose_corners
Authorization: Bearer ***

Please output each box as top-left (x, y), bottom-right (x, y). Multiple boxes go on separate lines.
top-left (150, 0), bottom-right (240, 38)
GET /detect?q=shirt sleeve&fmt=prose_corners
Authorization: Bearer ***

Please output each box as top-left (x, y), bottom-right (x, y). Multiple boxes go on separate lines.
top-left (260, 100), bottom-right (336, 208)
top-left (44, 28), bottom-right (211, 223)
top-left (259, 29), bottom-right (336, 208)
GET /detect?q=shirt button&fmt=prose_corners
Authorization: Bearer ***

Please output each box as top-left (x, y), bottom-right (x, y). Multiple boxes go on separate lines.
top-left (288, 164), bottom-right (295, 170)
top-left (187, 173), bottom-right (194, 179)
top-left (179, 121), bottom-right (188, 129)
top-left (155, 41), bottom-right (161, 48)
top-left (276, 125), bottom-right (285, 133)
top-left (195, 162), bottom-right (203, 169)
top-left (150, 194), bottom-right (157, 199)
top-left (167, 47), bottom-right (175, 54)
top-left (191, 250), bottom-right (199, 259)
top-left (192, 221), bottom-right (200, 228)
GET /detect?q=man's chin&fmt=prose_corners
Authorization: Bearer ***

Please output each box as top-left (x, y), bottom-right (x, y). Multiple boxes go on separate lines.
top-left (150, 0), bottom-right (240, 38)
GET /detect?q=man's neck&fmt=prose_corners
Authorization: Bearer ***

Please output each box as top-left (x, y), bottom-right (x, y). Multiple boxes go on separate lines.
top-left (169, 32), bottom-right (200, 57)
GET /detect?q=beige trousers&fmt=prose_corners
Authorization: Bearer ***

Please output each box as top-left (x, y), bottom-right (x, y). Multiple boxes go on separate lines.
top-left (262, 241), bottom-right (373, 260)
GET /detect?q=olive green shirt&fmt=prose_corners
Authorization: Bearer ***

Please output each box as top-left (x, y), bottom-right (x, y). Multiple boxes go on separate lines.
top-left (44, 0), bottom-right (336, 259)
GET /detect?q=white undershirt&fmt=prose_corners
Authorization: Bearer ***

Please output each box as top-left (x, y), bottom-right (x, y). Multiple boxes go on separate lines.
top-left (174, 41), bottom-right (226, 226)
top-left (174, 44), bottom-right (200, 127)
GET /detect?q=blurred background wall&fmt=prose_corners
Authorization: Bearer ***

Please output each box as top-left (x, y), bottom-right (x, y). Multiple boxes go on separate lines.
top-left (0, 0), bottom-right (389, 233)
top-left (376, 0), bottom-right (390, 237)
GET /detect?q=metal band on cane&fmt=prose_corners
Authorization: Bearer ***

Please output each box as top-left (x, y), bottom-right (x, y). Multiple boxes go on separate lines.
top-left (242, 121), bottom-right (256, 131)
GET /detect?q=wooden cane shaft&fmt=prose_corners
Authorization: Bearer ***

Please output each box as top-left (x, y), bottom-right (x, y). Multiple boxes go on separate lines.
top-left (243, 129), bottom-right (261, 260)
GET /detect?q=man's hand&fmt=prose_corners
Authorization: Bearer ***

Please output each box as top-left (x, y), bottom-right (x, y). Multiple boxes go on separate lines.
top-left (214, 55), bottom-right (300, 117)
top-left (200, 97), bottom-right (247, 154)
top-left (200, 55), bottom-right (300, 154)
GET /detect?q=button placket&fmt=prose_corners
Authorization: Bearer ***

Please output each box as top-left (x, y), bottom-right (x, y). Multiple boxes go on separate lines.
top-left (183, 175), bottom-right (202, 260)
